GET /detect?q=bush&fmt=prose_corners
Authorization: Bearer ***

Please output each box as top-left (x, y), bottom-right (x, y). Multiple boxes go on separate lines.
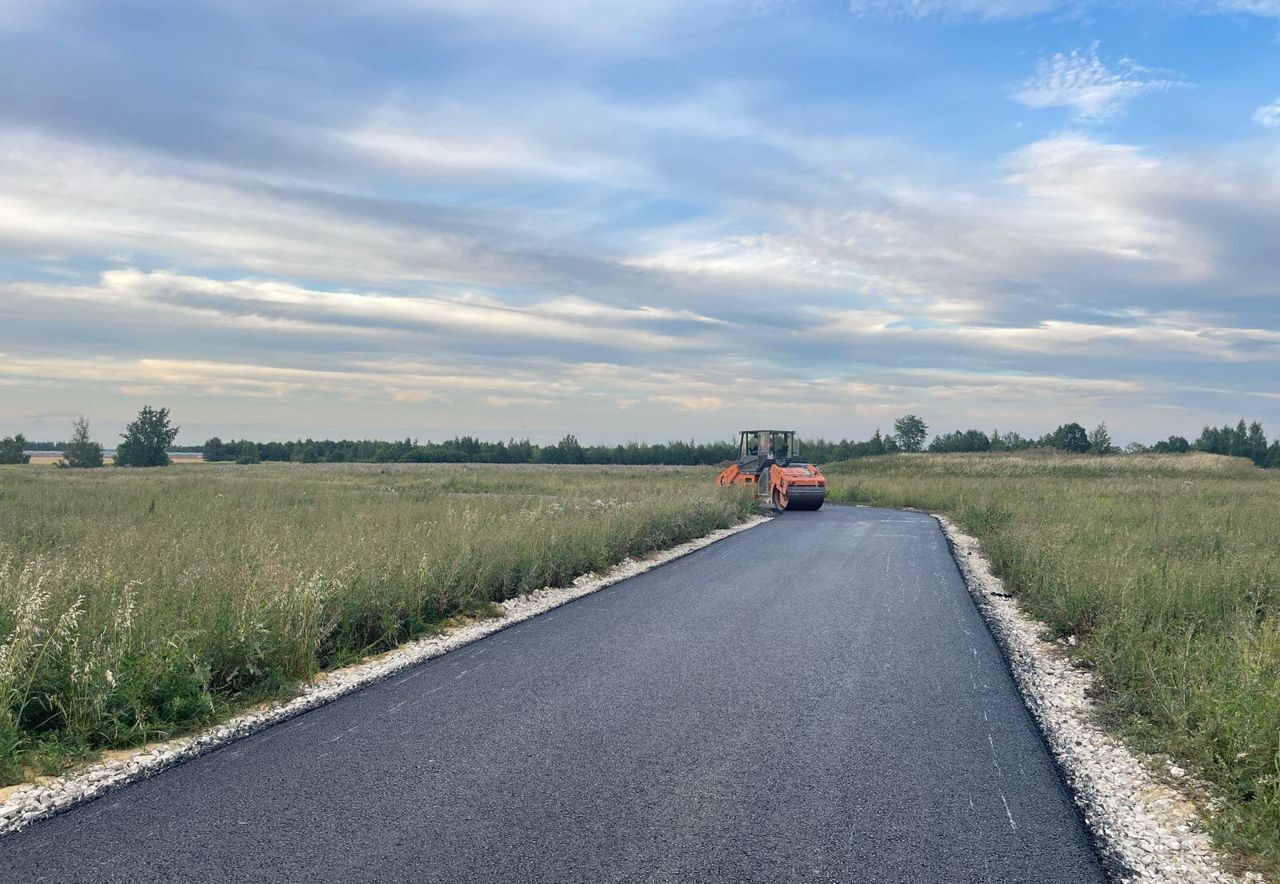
top-left (58, 418), bottom-right (103, 469)
top-left (0, 434), bottom-right (28, 465)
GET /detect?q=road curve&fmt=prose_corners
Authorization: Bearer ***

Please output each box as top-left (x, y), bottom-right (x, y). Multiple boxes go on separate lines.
top-left (0, 506), bottom-right (1106, 883)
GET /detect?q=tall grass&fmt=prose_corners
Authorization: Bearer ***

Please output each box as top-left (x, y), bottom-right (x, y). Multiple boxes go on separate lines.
top-left (825, 451), bottom-right (1280, 875)
top-left (0, 462), bottom-right (754, 783)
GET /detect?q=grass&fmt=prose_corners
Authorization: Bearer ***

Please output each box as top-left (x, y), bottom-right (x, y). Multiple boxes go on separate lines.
top-left (0, 462), bottom-right (754, 784)
top-left (824, 450), bottom-right (1280, 876)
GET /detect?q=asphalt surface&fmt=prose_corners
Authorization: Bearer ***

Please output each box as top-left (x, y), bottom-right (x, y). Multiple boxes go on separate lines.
top-left (0, 506), bottom-right (1107, 883)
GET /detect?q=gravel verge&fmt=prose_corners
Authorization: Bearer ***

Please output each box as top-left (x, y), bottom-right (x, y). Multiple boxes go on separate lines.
top-left (937, 513), bottom-right (1262, 884)
top-left (0, 515), bottom-right (771, 837)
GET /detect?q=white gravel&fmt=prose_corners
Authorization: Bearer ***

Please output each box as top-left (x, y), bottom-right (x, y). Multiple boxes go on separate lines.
top-left (937, 513), bottom-right (1261, 884)
top-left (0, 515), bottom-right (770, 837)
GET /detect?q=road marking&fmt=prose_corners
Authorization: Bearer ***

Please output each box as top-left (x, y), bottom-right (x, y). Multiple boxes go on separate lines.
top-left (998, 789), bottom-right (1018, 830)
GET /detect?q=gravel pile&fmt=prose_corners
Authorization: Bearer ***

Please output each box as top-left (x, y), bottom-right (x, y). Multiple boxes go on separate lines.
top-left (938, 514), bottom-right (1261, 884)
top-left (0, 515), bottom-right (770, 837)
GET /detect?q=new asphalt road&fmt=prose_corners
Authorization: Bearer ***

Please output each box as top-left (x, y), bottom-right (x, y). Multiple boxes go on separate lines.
top-left (0, 506), bottom-right (1107, 883)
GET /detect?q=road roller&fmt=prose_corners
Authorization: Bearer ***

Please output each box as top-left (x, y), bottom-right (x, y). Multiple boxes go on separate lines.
top-left (716, 429), bottom-right (826, 511)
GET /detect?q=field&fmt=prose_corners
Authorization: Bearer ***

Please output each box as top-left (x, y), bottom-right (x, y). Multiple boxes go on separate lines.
top-left (21, 454), bottom-right (204, 466)
top-left (824, 451), bottom-right (1280, 874)
top-left (0, 462), bottom-right (754, 783)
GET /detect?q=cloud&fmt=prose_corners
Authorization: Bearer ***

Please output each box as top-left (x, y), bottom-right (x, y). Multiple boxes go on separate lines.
top-left (1015, 45), bottom-right (1182, 120)
top-left (3, 3), bottom-right (1279, 443)
top-left (849, 0), bottom-right (1280, 18)
top-left (1254, 98), bottom-right (1280, 128)
top-left (1210, 0), bottom-right (1280, 14)
top-left (847, 0), bottom-right (1063, 18)
top-left (316, 0), bottom-right (790, 52)
top-left (3, 269), bottom-right (725, 354)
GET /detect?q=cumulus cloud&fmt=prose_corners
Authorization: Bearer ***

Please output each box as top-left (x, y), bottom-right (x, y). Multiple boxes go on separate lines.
top-left (1210, 0), bottom-right (1280, 14)
top-left (1254, 98), bottom-right (1280, 127)
top-left (1015, 45), bottom-right (1182, 120)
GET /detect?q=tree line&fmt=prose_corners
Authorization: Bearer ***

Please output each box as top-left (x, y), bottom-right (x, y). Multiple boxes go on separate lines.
top-left (4, 408), bottom-right (1280, 469)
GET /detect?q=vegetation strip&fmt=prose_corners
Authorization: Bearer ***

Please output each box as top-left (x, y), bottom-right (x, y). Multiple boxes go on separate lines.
top-left (940, 514), bottom-right (1256, 884)
top-left (0, 514), bottom-right (770, 836)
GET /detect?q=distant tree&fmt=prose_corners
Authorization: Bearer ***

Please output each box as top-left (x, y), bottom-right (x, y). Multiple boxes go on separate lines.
top-left (929, 429), bottom-right (991, 453)
top-left (0, 433), bottom-right (29, 464)
top-left (1124, 442), bottom-right (1148, 454)
top-left (59, 417), bottom-right (103, 468)
top-left (1195, 420), bottom-right (1270, 466)
top-left (992, 430), bottom-right (1031, 451)
top-left (540, 434), bottom-right (584, 465)
top-left (1195, 424), bottom-right (1225, 454)
top-left (235, 440), bottom-right (261, 465)
top-left (868, 429), bottom-right (885, 456)
top-left (1232, 419), bottom-right (1249, 458)
top-left (893, 414), bottom-right (928, 453)
top-left (1042, 423), bottom-right (1090, 454)
top-left (1246, 421), bottom-right (1268, 467)
top-left (1151, 435), bottom-right (1190, 454)
top-left (115, 406), bottom-right (178, 467)
top-left (1089, 422), bottom-right (1114, 455)
top-left (202, 437), bottom-right (233, 462)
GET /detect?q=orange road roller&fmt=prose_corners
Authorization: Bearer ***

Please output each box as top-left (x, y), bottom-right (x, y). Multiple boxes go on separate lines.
top-left (716, 429), bottom-right (826, 511)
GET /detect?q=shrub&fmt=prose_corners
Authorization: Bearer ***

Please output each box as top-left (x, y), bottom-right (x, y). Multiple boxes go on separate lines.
top-left (0, 435), bottom-right (28, 465)
top-left (58, 418), bottom-right (103, 469)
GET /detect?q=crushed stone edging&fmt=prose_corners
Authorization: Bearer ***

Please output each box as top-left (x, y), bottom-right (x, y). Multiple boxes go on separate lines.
top-left (0, 515), bottom-right (771, 837)
top-left (936, 513), bottom-right (1261, 884)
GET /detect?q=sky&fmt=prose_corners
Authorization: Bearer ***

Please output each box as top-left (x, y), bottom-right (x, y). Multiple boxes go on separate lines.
top-left (1, 0), bottom-right (1278, 445)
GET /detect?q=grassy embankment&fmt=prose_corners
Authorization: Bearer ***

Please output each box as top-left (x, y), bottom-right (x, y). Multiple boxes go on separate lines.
top-left (825, 451), bottom-right (1280, 875)
top-left (0, 462), bottom-right (754, 784)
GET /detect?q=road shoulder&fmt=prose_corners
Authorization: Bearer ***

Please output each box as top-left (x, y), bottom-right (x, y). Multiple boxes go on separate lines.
top-left (937, 512), bottom-right (1258, 884)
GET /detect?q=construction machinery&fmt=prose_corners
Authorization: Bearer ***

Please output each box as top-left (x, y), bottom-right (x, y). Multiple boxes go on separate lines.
top-left (717, 430), bottom-right (826, 511)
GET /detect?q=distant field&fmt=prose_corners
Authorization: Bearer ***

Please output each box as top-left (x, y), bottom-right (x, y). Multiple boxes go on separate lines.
top-left (0, 462), bottom-right (753, 783)
top-left (21, 453), bottom-right (204, 466)
top-left (825, 451), bottom-right (1280, 874)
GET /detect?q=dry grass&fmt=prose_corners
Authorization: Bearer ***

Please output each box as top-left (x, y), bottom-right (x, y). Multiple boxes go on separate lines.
top-left (825, 451), bottom-right (1280, 876)
top-left (0, 462), bottom-right (753, 783)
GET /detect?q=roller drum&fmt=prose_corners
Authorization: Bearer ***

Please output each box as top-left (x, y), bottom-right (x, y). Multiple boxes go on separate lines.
top-left (783, 486), bottom-right (826, 511)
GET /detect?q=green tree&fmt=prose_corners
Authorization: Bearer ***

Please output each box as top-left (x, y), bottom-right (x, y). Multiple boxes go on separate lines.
top-left (0, 433), bottom-right (29, 464)
top-left (1151, 435), bottom-right (1190, 454)
top-left (115, 406), bottom-right (179, 467)
top-left (1246, 421), bottom-right (1268, 467)
top-left (202, 437), bottom-right (231, 462)
top-left (59, 417), bottom-right (104, 468)
top-left (235, 440), bottom-right (261, 464)
top-left (892, 414), bottom-right (928, 453)
top-left (1089, 422), bottom-right (1113, 455)
top-left (1043, 422), bottom-right (1090, 453)
top-left (540, 434), bottom-right (584, 464)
